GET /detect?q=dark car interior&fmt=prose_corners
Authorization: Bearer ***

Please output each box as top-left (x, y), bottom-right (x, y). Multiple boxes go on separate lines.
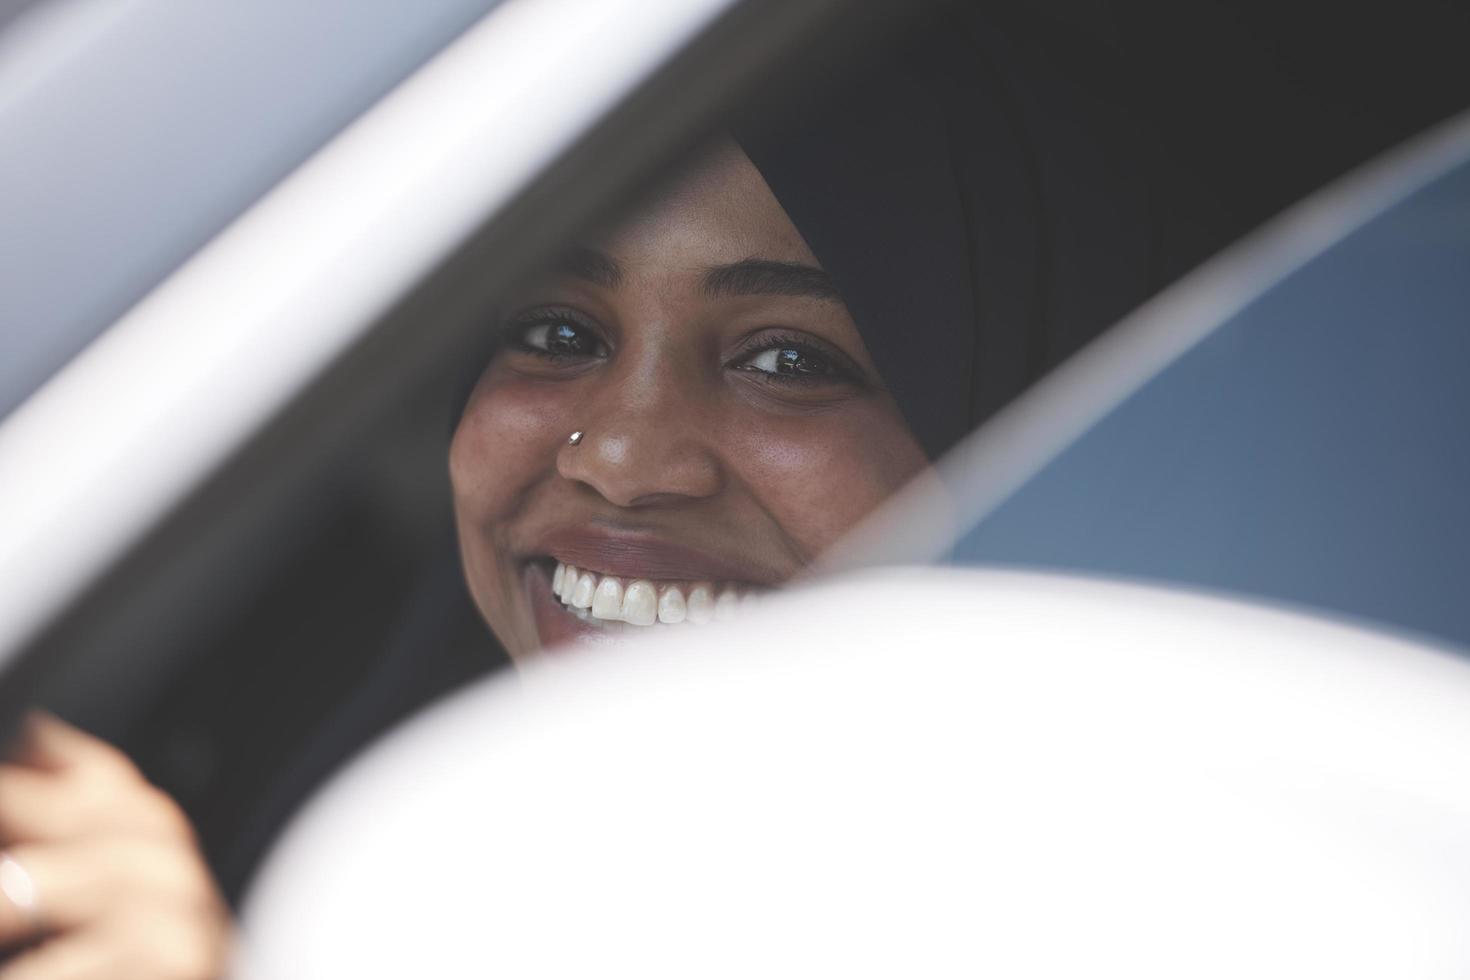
top-left (6, 0), bottom-right (1469, 906)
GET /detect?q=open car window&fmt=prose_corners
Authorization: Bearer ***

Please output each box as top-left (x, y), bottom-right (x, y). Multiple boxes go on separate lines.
top-left (236, 112), bottom-right (1470, 974)
top-left (0, 0), bottom-right (905, 900)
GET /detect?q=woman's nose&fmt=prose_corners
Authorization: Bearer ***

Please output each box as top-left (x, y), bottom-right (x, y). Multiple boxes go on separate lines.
top-left (555, 369), bottom-right (723, 508)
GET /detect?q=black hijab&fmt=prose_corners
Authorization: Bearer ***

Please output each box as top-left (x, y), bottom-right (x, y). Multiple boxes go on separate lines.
top-left (451, 6), bottom-right (1226, 457)
top-left (736, 5), bottom-right (1225, 459)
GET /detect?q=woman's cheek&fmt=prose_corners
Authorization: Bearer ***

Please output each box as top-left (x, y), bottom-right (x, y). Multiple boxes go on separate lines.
top-left (451, 372), bottom-right (577, 659)
top-left (450, 373), bottom-right (574, 522)
top-left (737, 408), bottom-right (927, 556)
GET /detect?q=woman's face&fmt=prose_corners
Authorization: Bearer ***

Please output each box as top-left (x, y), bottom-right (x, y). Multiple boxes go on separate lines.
top-left (450, 140), bottom-right (928, 661)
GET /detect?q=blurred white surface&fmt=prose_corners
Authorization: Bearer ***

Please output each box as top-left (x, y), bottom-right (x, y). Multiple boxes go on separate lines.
top-left (241, 569), bottom-right (1470, 977)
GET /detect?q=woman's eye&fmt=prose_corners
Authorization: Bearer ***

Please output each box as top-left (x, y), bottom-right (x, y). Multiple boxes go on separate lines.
top-left (735, 341), bottom-right (848, 383)
top-left (510, 318), bottom-right (608, 359)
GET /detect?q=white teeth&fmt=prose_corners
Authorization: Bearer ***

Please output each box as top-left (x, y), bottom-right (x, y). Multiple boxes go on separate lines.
top-left (621, 580), bottom-right (657, 626)
top-left (571, 572), bottom-right (596, 609)
top-left (740, 591), bottom-right (761, 614)
top-left (686, 584), bottom-right (715, 624)
top-left (591, 576), bottom-right (624, 620)
top-left (657, 586), bottom-right (686, 624)
top-left (550, 565), bottom-right (759, 631)
top-left (713, 587), bottom-right (739, 622)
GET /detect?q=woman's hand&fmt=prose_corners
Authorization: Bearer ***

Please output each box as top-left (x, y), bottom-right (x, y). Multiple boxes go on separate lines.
top-left (0, 713), bottom-right (231, 979)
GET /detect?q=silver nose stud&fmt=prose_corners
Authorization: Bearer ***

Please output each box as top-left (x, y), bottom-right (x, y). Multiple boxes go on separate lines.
top-left (567, 430), bottom-right (584, 446)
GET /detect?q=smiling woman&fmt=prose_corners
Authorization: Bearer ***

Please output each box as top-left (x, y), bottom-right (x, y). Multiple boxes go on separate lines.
top-left (0, 6), bottom-right (1234, 974)
top-left (450, 138), bottom-right (929, 657)
top-left (444, 5), bottom-right (1217, 658)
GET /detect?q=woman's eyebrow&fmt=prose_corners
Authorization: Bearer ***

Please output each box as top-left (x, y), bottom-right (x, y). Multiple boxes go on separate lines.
top-left (550, 249), bottom-right (838, 302)
top-left (701, 259), bottom-right (840, 301)
top-left (556, 245), bottom-right (624, 290)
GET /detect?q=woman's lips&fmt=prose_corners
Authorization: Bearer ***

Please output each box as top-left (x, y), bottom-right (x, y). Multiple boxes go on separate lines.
top-left (531, 527), bottom-right (783, 586)
top-left (527, 560), bottom-right (752, 650)
top-left (522, 527), bottom-right (780, 649)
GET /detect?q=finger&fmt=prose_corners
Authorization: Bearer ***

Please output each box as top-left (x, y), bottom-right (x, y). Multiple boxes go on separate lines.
top-left (8, 715), bottom-right (132, 779)
top-left (0, 912), bottom-right (229, 980)
top-left (0, 765), bottom-right (191, 845)
top-left (0, 769), bottom-right (105, 844)
top-left (0, 768), bottom-right (66, 843)
top-left (0, 933), bottom-right (117, 980)
top-left (0, 838), bottom-right (218, 949)
top-left (0, 851), bottom-right (42, 949)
